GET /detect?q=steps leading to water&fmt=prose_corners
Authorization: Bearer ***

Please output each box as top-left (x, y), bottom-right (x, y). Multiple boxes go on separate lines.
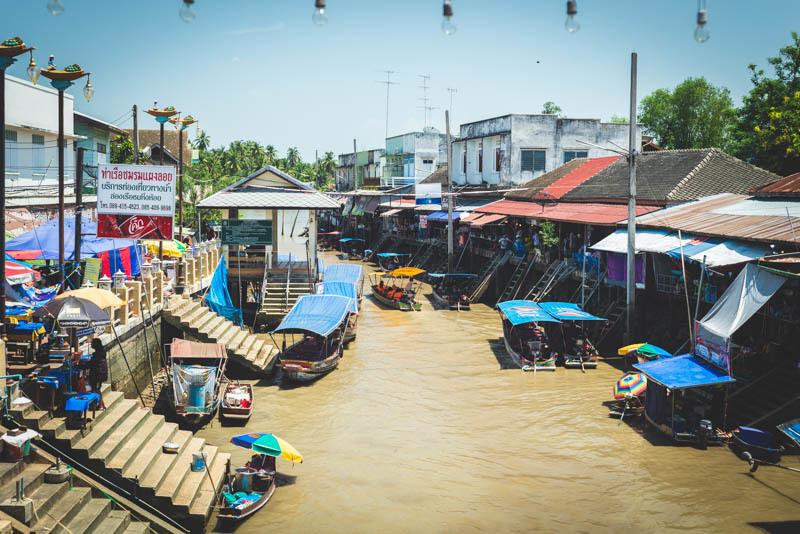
top-left (164, 296), bottom-right (278, 376)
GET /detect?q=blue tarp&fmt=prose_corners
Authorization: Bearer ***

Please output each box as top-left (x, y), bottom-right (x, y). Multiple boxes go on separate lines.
top-left (497, 300), bottom-right (561, 325)
top-left (634, 354), bottom-right (735, 390)
top-left (539, 302), bottom-right (605, 321)
top-left (273, 294), bottom-right (351, 337)
top-left (377, 253), bottom-right (409, 257)
top-left (425, 211), bottom-right (463, 221)
top-left (324, 264), bottom-right (363, 285)
top-left (428, 273), bottom-right (477, 278)
top-left (5, 217), bottom-right (137, 260)
top-left (317, 281), bottom-right (358, 314)
top-left (205, 257), bottom-right (243, 326)
top-left (339, 238), bottom-right (365, 243)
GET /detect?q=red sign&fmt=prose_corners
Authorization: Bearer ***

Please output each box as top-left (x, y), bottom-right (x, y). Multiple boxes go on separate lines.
top-left (97, 214), bottom-right (173, 240)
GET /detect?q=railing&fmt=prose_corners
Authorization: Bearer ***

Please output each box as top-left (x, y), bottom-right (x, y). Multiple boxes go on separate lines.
top-left (284, 259), bottom-right (292, 313)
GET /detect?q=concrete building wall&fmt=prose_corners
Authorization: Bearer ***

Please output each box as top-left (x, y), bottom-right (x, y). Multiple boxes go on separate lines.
top-left (105, 316), bottom-right (162, 399)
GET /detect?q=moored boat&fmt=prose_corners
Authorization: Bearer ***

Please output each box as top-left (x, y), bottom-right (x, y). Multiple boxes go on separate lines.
top-left (370, 267), bottom-right (425, 311)
top-left (538, 302), bottom-right (605, 370)
top-left (168, 339), bottom-right (228, 427)
top-left (272, 294), bottom-right (352, 382)
top-left (496, 300), bottom-right (561, 371)
top-left (428, 273), bottom-right (475, 310)
top-left (315, 280), bottom-right (360, 343)
top-left (376, 252), bottom-right (410, 272)
top-left (338, 238), bottom-right (365, 260)
top-left (220, 382), bottom-right (254, 422)
top-left (730, 426), bottom-right (784, 463)
top-left (322, 263), bottom-right (364, 301)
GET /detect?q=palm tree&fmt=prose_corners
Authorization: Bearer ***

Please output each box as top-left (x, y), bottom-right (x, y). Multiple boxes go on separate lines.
top-left (265, 145), bottom-right (277, 166)
top-left (192, 130), bottom-right (211, 152)
top-left (286, 147), bottom-right (300, 170)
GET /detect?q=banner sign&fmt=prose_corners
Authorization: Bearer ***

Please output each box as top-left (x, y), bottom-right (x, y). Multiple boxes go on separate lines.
top-left (415, 183), bottom-right (441, 205)
top-left (220, 219), bottom-right (273, 246)
top-left (694, 320), bottom-right (731, 373)
top-left (96, 164), bottom-right (175, 240)
top-left (82, 257), bottom-right (102, 287)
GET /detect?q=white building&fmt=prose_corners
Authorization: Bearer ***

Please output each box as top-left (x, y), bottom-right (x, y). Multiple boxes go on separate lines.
top-left (382, 127), bottom-right (448, 187)
top-left (451, 114), bottom-right (640, 186)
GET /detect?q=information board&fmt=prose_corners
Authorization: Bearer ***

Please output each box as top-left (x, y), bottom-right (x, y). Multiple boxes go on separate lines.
top-left (220, 219), bottom-right (273, 245)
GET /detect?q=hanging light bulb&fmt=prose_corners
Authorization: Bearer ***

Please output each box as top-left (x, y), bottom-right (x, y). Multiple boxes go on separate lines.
top-left (694, 1), bottom-right (709, 43)
top-left (27, 52), bottom-right (40, 85)
top-left (312, 0), bottom-right (328, 26)
top-left (47, 0), bottom-right (64, 16)
top-left (179, 0), bottom-right (196, 23)
top-left (441, 0), bottom-right (456, 36)
top-left (565, 1), bottom-right (580, 33)
top-left (83, 75), bottom-right (94, 102)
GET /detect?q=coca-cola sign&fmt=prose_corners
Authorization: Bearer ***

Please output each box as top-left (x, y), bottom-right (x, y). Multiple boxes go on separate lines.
top-left (97, 163), bottom-right (175, 240)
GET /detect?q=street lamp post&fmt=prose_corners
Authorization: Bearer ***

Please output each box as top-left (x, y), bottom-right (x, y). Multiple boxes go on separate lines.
top-left (0, 36), bottom-right (37, 332)
top-left (169, 114), bottom-right (196, 295)
top-left (40, 57), bottom-right (93, 285)
top-left (145, 104), bottom-right (179, 261)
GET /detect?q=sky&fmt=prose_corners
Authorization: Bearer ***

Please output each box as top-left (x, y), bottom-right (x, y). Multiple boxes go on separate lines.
top-left (4, 1), bottom-right (799, 161)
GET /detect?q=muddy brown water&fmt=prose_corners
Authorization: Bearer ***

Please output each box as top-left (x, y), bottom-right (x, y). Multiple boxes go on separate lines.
top-left (199, 252), bottom-right (800, 533)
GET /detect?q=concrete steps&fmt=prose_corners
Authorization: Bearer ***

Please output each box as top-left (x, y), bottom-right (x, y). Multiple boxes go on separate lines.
top-left (164, 296), bottom-right (277, 376)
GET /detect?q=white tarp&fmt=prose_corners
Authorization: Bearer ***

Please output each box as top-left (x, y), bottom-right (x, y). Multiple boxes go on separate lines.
top-left (697, 263), bottom-right (787, 344)
top-left (687, 241), bottom-right (772, 268)
top-left (590, 229), bottom-right (673, 254)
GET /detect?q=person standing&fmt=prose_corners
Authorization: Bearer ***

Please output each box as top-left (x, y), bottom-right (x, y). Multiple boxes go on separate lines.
top-left (89, 338), bottom-right (108, 409)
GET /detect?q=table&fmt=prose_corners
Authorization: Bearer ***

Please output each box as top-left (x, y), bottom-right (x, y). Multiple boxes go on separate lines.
top-left (65, 393), bottom-right (100, 429)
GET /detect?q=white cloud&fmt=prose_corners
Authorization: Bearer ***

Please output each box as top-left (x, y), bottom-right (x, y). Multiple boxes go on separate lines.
top-left (228, 22), bottom-right (285, 36)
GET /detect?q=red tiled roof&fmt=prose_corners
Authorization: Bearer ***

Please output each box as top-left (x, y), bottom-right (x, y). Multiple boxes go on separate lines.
top-left (535, 156), bottom-right (620, 200)
top-left (474, 200), bottom-right (660, 226)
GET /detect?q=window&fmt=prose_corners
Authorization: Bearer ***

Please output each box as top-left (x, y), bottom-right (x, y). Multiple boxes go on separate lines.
top-left (96, 143), bottom-right (107, 154)
top-left (32, 134), bottom-right (44, 172)
top-left (423, 159), bottom-right (433, 165)
top-left (477, 140), bottom-right (483, 173)
top-left (4, 130), bottom-right (17, 171)
top-left (495, 140), bottom-right (501, 172)
top-left (521, 149), bottom-right (546, 172)
top-left (462, 147), bottom-right (466, 174)
top-left (563, 150), bottom-right (588, 163)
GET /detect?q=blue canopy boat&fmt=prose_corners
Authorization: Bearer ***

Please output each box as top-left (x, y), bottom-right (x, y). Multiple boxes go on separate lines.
top-left (271, 294), bottom-right (353, 382)
top-left (376, 252), bottom-right (409, 272)
top-left (539, 302), bottom-right (605, 370)
top-left (322, 263), bottom-right (364, 300)
top-left (428, 273), bottom-right (476, 311)
top-left (315, 281), bottom-right (359, 343)
top-left (496, 300), bottom-right (561, 372)
top-left (338, 238), bottom-right (366, 260)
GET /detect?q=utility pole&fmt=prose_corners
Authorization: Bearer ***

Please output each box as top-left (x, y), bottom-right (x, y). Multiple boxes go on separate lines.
top-left (625, 52), bottom-right (638, 345)
top-left (447, 87), bottom-right (457, 125)
top-left (73, 147), bottom-right (86, 290)
top-left (446, 110), bottom-right (454, 273)
top-left (132, 104), bottom-right (139, 164)
top-left (352, 139), bottom-right (357, 191)
top-left (376, 70), bottom-right (398, 140)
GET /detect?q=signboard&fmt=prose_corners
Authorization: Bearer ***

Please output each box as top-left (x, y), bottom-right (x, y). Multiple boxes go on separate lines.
top-left (419, 215), bottom-right (427, 229)
top-left (96, 163), bottom-right (175, 240)
top-left (415, 183), bottom-right (441, 205)
top-left (441, 196), bottom-right (449, 210)
top-left (694, 320), bottom-right (731, 374)
top-left (220, 219), bottom-right (273, 246)
top-left (82, 258), bottom-right (102, 287)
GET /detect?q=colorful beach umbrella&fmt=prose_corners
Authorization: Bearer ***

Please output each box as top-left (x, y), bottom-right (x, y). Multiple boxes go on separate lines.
top-left (143, 240), bottom-right (185, 258)
top-left (614, 372), bottom-right (648, 399)
top-left (231, 433), bottom-right (303, 463)
top-left (636, 344), bottom-right (672, 360)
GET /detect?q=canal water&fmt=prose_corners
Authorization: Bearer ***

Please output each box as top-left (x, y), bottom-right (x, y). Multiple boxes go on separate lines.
top-left (199, 252), bottom-right (800, 533)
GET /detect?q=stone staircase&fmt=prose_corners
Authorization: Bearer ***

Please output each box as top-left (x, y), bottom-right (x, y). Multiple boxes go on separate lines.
top-left (8, 386), bottom-right (227, 532)
top-left (164, 296), bottom-right (278, 376)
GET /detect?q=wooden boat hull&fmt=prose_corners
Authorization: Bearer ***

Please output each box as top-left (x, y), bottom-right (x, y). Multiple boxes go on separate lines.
top-left (730, 430), bottom-right (784, 463)
top-left (344, 315), bottom-right (358, 344)
top-left (371, 286), bottom-right (413, 311)
top-left (218, 477), bottom-right (276, 521)
top-left (502, 334), bottom-right (556, 371)
top-left (221, 383), bottom-right (253, 421)
top-left (564, 357), bottom-right (598, 369)
top-left (431, 288), bottom-right (470, 311)
top-left (280, 354), bottom-right (341, 382)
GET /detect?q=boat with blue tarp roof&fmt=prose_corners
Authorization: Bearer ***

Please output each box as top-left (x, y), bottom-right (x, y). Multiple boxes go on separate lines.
top-left (497, 300), bottom-right (560, 371)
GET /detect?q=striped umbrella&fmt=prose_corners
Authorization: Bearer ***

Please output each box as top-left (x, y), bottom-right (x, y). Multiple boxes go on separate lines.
top-left (231, 433), bottom-right (302, 463)
top-left (614, 372), bottom-right (648, 399)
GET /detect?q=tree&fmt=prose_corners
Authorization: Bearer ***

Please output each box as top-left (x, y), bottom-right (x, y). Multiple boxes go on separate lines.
top-left (638, 77), bottom-right (735, 150)
top-left (110, 135), bottom-right (136, 163)
top-left (731, 32), bottom-right (800, 174)
top-left (286, 147), bottom-right (300, 169)
top-left (541, 101), bottom-right (563, 116)
top-left (610, 115), bottom-right (628, 123)
top-left (264, 145), bottom-right (277, 165)
top-left (192, 129), bottom-right (211, 151)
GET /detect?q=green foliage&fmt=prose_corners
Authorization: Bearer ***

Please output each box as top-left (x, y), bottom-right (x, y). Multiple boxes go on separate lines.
top-left (638, 77), bottom-right (735, 150)
top-left (110, 135), bottom-right (137, 164)
top-left (540, 221), bottom-right (559, 247)
top-left (610, 115), bottom-right (628, 123)
top-left (731, 32), bottom-right (800, 174)
top-left (541, 101), bottom-right (563, 116)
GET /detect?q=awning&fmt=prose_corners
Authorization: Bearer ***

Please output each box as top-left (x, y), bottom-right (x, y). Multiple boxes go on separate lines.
top-left (634, 354), bottom-right (735, 390)
top-left (272, 294), bottom-right (352, 337)
top-left (471, 214), bottom-right (506, 227)
top-left (590, 229), bottom-right (674, 254)
top-left (425, 211), bottom-right (463, 221)
top-left (497, 300), bottom-right (561, 325)
top-left (415, 204), bottom-right (441, 212)
top-left (380, 208), bottom-right (403, 217)
top-left (316, 281), bottom-right (358, 314)
top-left (538, 302), bottom-right (605, 321)
top-left (341, 198), bottom-right (353, 216)
top-left (364, 196), bottom-right (381, 215)
top-left (459, 212), bottom-right (485, 224)
top-left (351, 197), bottom-right (368, 216)
top-left (323, 264), bottom-right (363, 285)
top-left (474, 199), bottom-right (660, 225)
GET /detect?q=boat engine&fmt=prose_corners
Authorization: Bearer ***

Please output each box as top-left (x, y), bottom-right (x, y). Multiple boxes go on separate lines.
top-left (696, 419), bottom-right (713, 449)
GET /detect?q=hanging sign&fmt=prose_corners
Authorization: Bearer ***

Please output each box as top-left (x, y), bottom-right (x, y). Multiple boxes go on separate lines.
top-left (220, 219), bottom-right (273, 246)
top-left (96, 163), bottom-right (175, 240)
top-left (415, 183), bottom-right (441, 205)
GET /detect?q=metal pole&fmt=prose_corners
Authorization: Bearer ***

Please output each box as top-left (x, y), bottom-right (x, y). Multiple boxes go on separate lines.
top-left (678, 230), bottom-right (694, 350)
top-left (0, 67), bottom-right (7, 330)
top-left (581, 223), bottom-right (587, 308)
top-left (445, 110), bottom-right (453, 273)
top-left (158, 121), bottom-right (164, 261)
top-left (74, 147), bottom-right (85, 289)
top-left (132, 104), bottom-right (139, 164)
top-left (625, 52), bottom-right (637, 345)
top-left (352, 139), bottom-right (357, 191)
top-left (58, 89), bottom-right (66, 283)
top-left (178, 127), bottom-right (183, 241)
top-left (693, 255), bottom-right (707, 353)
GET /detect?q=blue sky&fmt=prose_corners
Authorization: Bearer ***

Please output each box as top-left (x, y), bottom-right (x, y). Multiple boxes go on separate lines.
top-left (4, 1), bottom-right (798, 160)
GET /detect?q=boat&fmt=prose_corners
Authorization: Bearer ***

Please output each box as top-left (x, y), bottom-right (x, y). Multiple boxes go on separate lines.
top-left (608, 372), bottom-right (648, 422)
top-left (220, 382), bottom-right (254, 422)
top-left (271, 294), bottom-right (352, 382)
top-left (428, 273), bottom-right (476, 310)
top-left (538, 302), bottom-right (606, 370)
top-left (220, 433), bottom-right (302, 523)
top-left (315, 280), bottom-right (360, 343)
top-left (376, 252), bottom-right (410, 272)
top-left (168, 339), bottom-right (227, 426)
top-left (370, 267), bottom-right (425, 311)
top-left (321, 263), bottom-right (364, 301)
top-left (338, 238), bottom-right (365, 260)
top-left (496, 300), bottom-right (561, 371)
top-left (730, 426), bottom-right (784, 463)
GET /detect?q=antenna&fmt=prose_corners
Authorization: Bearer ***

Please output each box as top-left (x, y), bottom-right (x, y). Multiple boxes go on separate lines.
top-left (376, 70), bottom-right (398, 140)
top-left (447, 87), bottom-right (458, 125)
top-left (417, 74), bottom-right (432, 127)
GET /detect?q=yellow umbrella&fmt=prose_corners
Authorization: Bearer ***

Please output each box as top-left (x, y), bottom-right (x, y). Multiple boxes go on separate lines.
top-left (143, 240), bottom-right (184, 258)
top-left (387, 267), bottom-right (426, 278)
top-left (55, 287), bottom-right (125, 308)
top-left (617, 343), bottom-right (645, 356)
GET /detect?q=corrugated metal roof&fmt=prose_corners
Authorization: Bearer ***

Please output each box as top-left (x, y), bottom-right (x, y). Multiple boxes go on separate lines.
top-left (197, 187), bottom-right (340, 209)
top-left (750, 172), bottom-right (800, 197)
top-left (633, 194), bottom-right (800, 245)
top-left (474, 199), bottom-right (660, 226)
